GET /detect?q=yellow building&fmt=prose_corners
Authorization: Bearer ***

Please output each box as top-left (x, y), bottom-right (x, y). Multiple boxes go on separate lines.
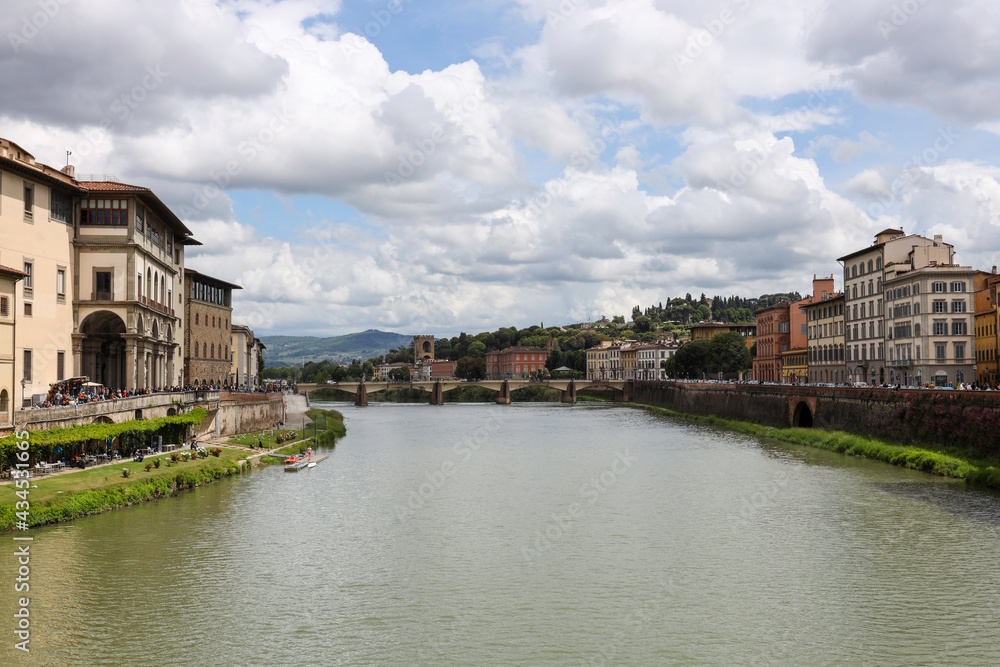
top-left (0, 138), bottom-right (81, 405)
top-left (1, 136), bottom-right (201, 403)
top-left (688, 322), bottom-right (755, 349)
top-left (0, 265), bottom-right (26, 423)
top-left (781, 348), bottom-right (808, 384)
top-left (620, 344), bottom-right (638, 380)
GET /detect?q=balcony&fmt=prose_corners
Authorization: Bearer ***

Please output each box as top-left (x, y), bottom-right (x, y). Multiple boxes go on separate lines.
top-left (93, 291), bottom-right (112, 301)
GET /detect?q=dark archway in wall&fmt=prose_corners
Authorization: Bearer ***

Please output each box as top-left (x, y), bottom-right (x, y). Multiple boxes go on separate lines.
top-left (793, 401), bottom-right (813, 428)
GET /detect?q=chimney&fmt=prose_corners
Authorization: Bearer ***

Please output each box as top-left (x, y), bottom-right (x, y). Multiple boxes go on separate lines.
top-left (933, 234), bottom-right (943, 245)
top-left (61, 164), bottom-right (75, 178)
top-left (993, 266), bottom-right (997, 275)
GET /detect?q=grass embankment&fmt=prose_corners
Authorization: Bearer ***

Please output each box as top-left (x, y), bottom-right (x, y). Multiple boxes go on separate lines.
top-left (0, 447), bottom-right (249, 532)
top-left (257, 407), bottom-right (346, 462)
top-left (630, 404), bottom-right (1000, 487)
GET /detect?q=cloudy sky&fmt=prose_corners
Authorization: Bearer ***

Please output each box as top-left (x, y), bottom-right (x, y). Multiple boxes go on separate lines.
top-left (5, 0), bottom-right (1000, 336)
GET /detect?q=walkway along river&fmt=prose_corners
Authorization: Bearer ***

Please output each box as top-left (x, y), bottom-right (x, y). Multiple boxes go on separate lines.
top-left (3, 401), bottom-right (999, 666)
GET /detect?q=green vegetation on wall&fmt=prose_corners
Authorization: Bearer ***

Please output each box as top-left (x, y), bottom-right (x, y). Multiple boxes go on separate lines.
top-left (0, 408), bottom-right (208, 468)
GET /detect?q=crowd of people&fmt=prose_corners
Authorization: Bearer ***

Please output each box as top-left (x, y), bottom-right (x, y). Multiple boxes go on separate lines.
top-left (30, 381), bottom-right (294, 409)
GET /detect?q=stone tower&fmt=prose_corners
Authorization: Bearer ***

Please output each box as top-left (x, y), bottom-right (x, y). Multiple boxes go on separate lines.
top-left (413, 335), bottom-right (434, 361)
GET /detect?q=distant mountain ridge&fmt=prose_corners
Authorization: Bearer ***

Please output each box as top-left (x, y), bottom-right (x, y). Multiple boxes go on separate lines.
top-left (260, 330), bottom-right (412, 367)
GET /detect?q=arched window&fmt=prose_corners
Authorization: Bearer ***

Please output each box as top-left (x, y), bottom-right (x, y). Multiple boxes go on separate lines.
top-left (0, 389), bottom-right (8, 414)
top-left (146, 268), bottom-right (151, 299)
top-left (211, 344), bottom-right (214, 359)
top-left (195, 313), bottom-right (199, 325)
top-left (203, 342), bottom-right (207, 357)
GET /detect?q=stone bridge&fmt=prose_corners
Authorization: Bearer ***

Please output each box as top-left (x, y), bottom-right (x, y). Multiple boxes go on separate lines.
top-left (298, 379), bottom-right (632, 406)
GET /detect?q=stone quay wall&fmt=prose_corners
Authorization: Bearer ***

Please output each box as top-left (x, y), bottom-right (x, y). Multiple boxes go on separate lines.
top-left (633, 382), bottom-right (1000, 457)
top-left (4, 391), bottom-right (284, 442)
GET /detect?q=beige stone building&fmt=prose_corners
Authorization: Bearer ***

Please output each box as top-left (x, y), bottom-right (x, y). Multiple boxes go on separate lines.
top-left (230, 324), bottom-right (265, 388)
top-left (883, 260), bottom-right (985, 387)
top-left (838, 229), bottom-right (951, 385)
top-left (184, 269), bottom-right (239, 387)
top-left (0, 136), bottom-right (201, 399)
top-left (586, 342), bottom-right (613, 380)
top-left (0, 265), bottom-right (26, 423)
top-left (0, 138), bottom-right (81, 405)
top-left (74, 181), bottom-right (195, 390)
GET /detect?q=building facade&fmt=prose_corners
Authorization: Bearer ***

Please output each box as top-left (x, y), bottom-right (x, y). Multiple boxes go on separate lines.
top-left (376, 362), bottom-right (414, 381)
top-left (838, 229), bottom-right (950, 385)
top-left (635, 342), bottom-right (677, 380)
top-left (806, 294), bottom-right (845, 384)
top-left (620, 344), bottom-right (637, 380)
top-left (781, 348), bottom-right (808, 384)
top-left (1, 139), bottom-right (81, 405)
top-left (230, 324), bottom-right (261, 388)
top-left (184, 269), bottom-right (240, 387)
top-left (0, 266), bottom-right (26, 423)
top-left (882, 261), bottom-right (982, 387)
top-left (586, 343), bottom-right (613, 380)
top-left (486, 347), bottom-right (548, 379)
top-left (753, 301), bottom-right (790, 382)
top-left (415, 359), bottom-right (456, 380)
top-left (689, 322), bottom-right (756, 349)
top-left (974, 273), bottom-right (1000, 386)
top-left (1, 137), bottom-right (202, 401)
top-left (74, 180), bottom-right (195, 390)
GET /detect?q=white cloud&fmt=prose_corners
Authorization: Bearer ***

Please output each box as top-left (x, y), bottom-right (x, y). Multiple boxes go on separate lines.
top-left (7, 0), bottom-right (1000, 337)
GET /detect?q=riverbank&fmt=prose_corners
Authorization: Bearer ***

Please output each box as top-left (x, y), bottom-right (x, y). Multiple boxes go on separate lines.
top-left (630, 403), bottom-right (1000, 489)
top-left (0, 404), bottom-right (348, 531)
top-left (0, 446), bottom-right (253, 532)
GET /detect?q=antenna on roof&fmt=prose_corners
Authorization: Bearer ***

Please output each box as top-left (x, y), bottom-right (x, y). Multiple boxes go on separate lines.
top-left (66, 150), bottom-right (71, 166)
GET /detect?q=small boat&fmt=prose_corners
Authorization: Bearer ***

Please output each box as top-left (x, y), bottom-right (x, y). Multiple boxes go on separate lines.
top-left (306, 462), bottom-right (317, 468)
top-left (284, 460), bottom-right (309, 472)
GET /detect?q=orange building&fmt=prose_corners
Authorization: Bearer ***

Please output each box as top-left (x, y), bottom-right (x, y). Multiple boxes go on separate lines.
top-left (785, 275), bottom-right (836, 383)
top-left (753, 301), bottom-right (791, 382)
top-left (975, 271), bottom-right (1000, 386)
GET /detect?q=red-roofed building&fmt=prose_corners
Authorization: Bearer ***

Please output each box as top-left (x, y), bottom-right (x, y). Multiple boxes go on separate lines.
top-left (486, 347), bottom-right (548, 379)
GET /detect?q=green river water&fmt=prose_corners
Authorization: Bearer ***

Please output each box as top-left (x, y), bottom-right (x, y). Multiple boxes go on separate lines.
top-left (3, 402), bottom-right (999, 666)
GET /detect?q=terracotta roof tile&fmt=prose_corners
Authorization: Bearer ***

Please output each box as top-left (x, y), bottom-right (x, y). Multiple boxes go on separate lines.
top-left (0, 264), bottom-right (28, 277)
top-left (77, 180), bottom-right (151, 193)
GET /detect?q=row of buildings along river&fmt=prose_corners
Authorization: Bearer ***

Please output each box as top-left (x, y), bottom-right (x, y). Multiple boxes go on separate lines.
top-left (0, 136), bottom-right (267, 426)
top-left (585, 229), bottom-right (999, 388)
top-left (379, 230), bottom-right (999, 389)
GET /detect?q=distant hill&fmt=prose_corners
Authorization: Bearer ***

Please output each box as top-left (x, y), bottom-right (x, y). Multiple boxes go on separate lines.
top-left (260, 330), bottom-right (413, 367)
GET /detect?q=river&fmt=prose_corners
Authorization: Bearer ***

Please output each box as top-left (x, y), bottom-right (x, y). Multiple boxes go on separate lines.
top-left (3, 402), bottom-right (1000, 666)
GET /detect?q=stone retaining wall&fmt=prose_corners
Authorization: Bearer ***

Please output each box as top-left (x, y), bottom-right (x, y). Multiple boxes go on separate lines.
top-left (633, 382), bottom-right (1000, 456)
